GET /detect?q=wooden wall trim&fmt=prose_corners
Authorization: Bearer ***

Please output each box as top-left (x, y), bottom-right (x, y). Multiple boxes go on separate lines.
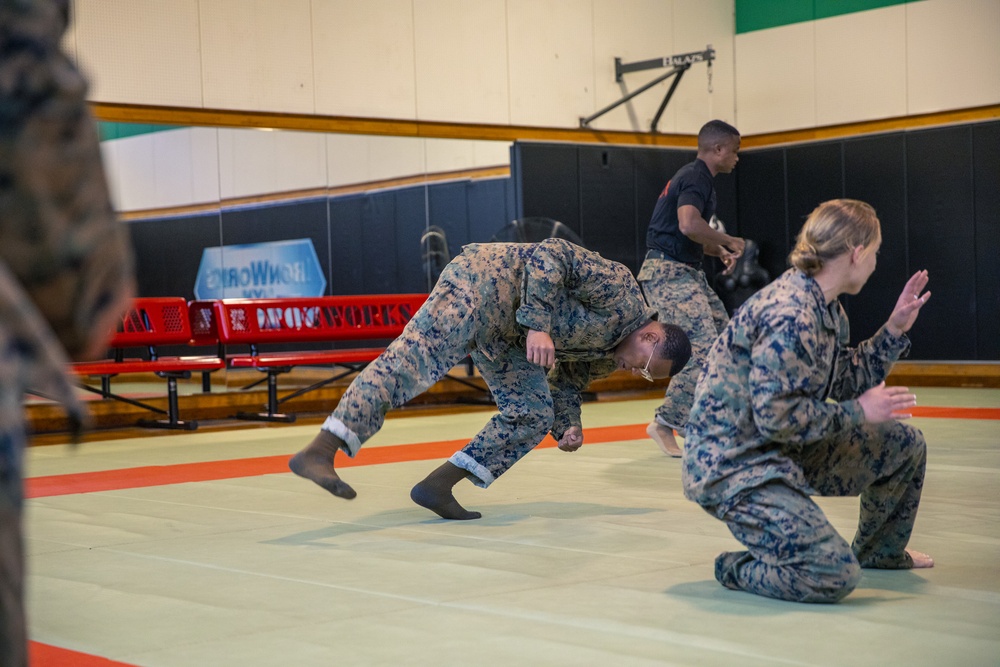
top-left (91, 102), bottom-right (1000, 149)
top-left (118, 165), bottom-right (511, 221)
top-left (90, 103), bottom-right (697, 148)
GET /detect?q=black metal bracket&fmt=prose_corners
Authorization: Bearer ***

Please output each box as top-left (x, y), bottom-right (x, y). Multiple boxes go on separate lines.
top-left (580, 45), bottom-right (715, 133)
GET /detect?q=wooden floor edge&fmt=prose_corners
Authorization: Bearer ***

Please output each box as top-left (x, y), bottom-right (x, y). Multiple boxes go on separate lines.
top-left (24, 363), bottom-right (998, 442)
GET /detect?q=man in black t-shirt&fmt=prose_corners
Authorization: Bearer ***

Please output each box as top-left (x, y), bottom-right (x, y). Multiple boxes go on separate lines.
top-left (637, 120), bottom-right (745, 457)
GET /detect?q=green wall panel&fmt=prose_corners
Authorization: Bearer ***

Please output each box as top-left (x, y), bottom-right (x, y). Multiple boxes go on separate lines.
top-left (98, 122), bottom-right (180, 142)
top-left (736, 0), bottom-right (919, 34)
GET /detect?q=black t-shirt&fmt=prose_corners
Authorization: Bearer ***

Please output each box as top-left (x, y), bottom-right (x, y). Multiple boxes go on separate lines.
top-left (645, 158), bottom-right (716, 264)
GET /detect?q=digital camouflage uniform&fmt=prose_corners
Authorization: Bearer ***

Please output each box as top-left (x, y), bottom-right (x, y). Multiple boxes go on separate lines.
top-left (637, 259), bottom-right (728, 431)
top-left (0, 1), bottom-right (135, 663)
top-left (638, 158), bottom-right (729, 434)
top-left (683, 269), bottom-right (926, 603)
top-left (322, 239), bottom-right (657, 487)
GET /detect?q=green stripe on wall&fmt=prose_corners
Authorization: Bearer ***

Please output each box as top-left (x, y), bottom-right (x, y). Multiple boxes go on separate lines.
top-left (736, 0), bottom-right (919, 34)
top-left (98, 122), bottom-right (181, 142)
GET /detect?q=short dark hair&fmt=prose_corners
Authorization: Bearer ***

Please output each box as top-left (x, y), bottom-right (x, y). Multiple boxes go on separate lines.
top-left (698, 120), bottom-right (740, 151)
top-left (657, 322), bottom-right (692, 378)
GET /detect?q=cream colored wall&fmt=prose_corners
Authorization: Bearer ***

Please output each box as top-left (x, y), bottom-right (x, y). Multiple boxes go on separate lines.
top-left (734, 0), bottom-right (1000, 135)
top-left (69, 0), bottom-right (737, 134)
top-left (99, 126), bottom-right (511, 213)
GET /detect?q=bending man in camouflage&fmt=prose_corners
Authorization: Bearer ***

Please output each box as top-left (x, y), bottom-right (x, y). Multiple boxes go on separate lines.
top-left (683, 200), bottom-right (933, 603)
top-left (291, 238), bottom-right (691, 520)
top-left (1, 1), bottom-right (135, 663)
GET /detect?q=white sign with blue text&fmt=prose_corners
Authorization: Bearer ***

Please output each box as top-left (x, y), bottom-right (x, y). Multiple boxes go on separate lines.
top-left (194, 238), bottom-right (327, 299)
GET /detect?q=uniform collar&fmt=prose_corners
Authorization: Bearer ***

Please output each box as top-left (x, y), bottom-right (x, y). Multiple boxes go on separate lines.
top-left (790, 269), bottom-right (839, 331)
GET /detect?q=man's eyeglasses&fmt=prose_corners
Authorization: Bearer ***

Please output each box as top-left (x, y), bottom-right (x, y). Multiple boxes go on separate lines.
top-left (633, 342), bottom-right (659, 382)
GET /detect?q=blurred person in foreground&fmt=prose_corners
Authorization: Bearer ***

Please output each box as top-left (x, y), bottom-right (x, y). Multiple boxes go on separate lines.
top-left (0, 0), bottom-right (135, 662)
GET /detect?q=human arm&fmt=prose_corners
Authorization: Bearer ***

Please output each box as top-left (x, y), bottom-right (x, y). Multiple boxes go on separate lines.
top-left (546, 359), bottom-right (598, 445)
top-left (558, 426), bottom-right (584, 452)
top-left (678, 205), bottom-right (745, 258)
top-left (748, 314), bottom-right (866, 445)
top-left (526, 329), bottom-right (556, 369)
top-left (886, 270), bottom-right (930, 338)
top-left (703, 242), bottom-right (739, 275)
top-left (827, 271), bottom-right (930, 400)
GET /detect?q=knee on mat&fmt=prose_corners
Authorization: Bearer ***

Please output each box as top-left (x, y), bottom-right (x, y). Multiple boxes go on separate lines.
top-left (795, 557), bottom-right (862, 603)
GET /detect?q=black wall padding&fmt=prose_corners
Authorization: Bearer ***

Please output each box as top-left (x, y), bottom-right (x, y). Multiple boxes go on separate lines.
top-left (973, 122), bottom-right (1000, 360)
top-left (906, 126), bottom-right (978, 360)
top-left (785, 142), bottom-right (844, 241)
top-left (328, 194), bottom-right (366, 295)
top-left (735, 148), bottom-right (788, 283)
top-left (129, 212), bottom-right (222, 300)
top-left (842, 134), bottom-right (908, 342)
top-left (512, 143), bottom-right (581, 236)
top-left (579, 146), bottom-right (637, 271)
top-left (511, 120), bottom-right (999, 360)
top-left (129, 177), bottom-right (514, 303)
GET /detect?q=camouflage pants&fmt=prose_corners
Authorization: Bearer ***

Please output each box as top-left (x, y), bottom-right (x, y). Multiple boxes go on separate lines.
top-left (714, 420), bottom-right (926, 603)
top-left (324, 276), bottom-right (553, 489)
top-left (637, 259), bottom-right (728, 430)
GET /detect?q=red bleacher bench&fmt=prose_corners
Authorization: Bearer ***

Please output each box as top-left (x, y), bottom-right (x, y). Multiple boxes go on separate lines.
top-left (210, 294), bottom-right (428, 422)
top-left (69, 297), bottom-right (226, 430)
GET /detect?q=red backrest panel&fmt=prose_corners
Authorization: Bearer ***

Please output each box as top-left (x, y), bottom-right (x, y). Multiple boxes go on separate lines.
top-left (213, 294), bottom-right (428, 345)
top-left (187, 300), bottom-right (220, 346)
top-left (107, 297), bottom-right (193, 347)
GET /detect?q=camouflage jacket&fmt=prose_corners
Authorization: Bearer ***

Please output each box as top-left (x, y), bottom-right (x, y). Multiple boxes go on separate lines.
top-left (444, 239), bottom-right (657, 437)
top-left (682, 268), bottom-right (909, 514)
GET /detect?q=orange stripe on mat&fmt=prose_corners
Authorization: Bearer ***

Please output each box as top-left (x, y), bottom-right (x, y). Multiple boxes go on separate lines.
top-left (909, 406), bottom-right (1000, 420)
top-left (24, 410), bottom-right (997, 500)
top-left (30, 641), bottom-right (135, 667)
top-left (25, 424), bottom-right (647, 499)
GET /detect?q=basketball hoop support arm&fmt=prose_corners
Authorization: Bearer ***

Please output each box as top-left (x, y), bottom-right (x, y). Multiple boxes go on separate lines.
top-left (579, 45), bottom-right (715, 133)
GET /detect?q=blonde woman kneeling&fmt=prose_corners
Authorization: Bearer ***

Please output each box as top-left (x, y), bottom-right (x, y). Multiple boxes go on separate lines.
top-left (683, 199), bottom-right (933, 603)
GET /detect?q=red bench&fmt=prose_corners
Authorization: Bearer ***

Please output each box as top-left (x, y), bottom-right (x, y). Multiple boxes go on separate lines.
top-left (211, 294), bottom-right (429, 422)
top-left (69, 297), bottom-right (226, 430)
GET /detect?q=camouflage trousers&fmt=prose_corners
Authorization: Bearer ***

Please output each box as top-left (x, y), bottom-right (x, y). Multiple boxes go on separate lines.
top-left (713, 420), bottom-right (926, 603)
top-left (637, 259), bottom-right (728, 430)
top-left (323, 279), bottom-right (553, 489)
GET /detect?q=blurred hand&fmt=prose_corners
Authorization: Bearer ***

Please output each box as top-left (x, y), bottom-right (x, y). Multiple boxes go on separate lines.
top-left (558, 426), bottom-right (584, 452)
top-left (858, 382), bottom-right (917, 422)
top-left (887, 270), bottom-right (930, 337)
top-left (719, 251), bottom-right (738, 275)
top-left (526, 329), bottom-right (555, 369)
top-left (723, 236), bottom-right (746, 259)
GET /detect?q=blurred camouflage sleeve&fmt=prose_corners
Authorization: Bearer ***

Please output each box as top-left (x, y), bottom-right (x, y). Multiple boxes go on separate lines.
top-left (0, 0), bottom-right (136, 360)
top-left (748, 314), bottom-right (865, 446)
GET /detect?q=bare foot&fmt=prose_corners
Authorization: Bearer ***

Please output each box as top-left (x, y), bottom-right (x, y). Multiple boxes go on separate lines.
top-left (647, 421), bottom-right (682, 457)
top-left (288, 430), bottom-right (357, 499)
top-left (907, 549), bottom-right (934, 568)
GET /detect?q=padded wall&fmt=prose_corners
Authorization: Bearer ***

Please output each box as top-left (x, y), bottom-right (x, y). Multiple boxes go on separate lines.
top-left (511, 120), bottom-right (1000, 360)
top-left (906, 126), bottom-right (978, 359)
top-left (973, 122), bottom-right (1000, 360)
top-left (130, 178), bottom-right (514, 301)
top-left (579, 146), bottom-right (637, 271)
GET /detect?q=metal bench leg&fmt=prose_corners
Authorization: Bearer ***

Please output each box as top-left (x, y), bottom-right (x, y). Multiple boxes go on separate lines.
top-left (236, 370), bottom-right (296, 423)
top-left (138, 373), bottom-right (198, 430)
